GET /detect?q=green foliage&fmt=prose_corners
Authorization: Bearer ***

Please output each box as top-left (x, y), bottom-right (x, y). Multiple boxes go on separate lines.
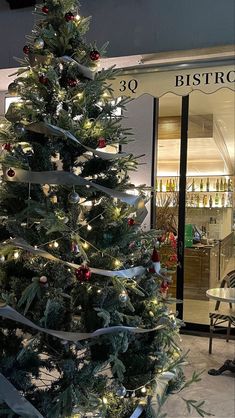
top-left (18, 278), bottom-right (41, 314)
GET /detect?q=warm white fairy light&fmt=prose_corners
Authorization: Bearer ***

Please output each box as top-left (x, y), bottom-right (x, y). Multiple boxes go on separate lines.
top-left (114, 259), bottom-right (121, 267)
top-left (75, 14), bottom-right (81, 20)
top-left (102, 397), bottom-right (108, 404)
top-left (141, 387), bottom-right (147, 394)
top-left (87, 224), bottom-right (92, 231)
top-left (82, 242), bottom-right (89, 250)
top-left (53, 241), bottom-right (59, 248)
top-left (14, 251), bottom-right (19, 259)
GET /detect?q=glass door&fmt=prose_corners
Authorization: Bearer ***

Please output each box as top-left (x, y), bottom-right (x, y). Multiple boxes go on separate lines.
top-left (184, 89), bottom-right (235, 325)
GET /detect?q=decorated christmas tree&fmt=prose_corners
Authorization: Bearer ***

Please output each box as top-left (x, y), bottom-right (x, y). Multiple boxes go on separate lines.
top-left (0, 1), bottom-right (207, 417)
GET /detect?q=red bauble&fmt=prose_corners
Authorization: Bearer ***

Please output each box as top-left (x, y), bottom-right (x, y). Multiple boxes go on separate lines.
top-left (90, 50), bottom-right (100, 61)
top-left (160, 281), bottom-right (169, 293)
top-left (148, 267), bottom-right (155, 273)
top-left (97, 137), bottom-right (106, 148)
top-left (42, 5), bottom-right (49, 13)
top-left (2, 143), bottom-right (11, 151)
top-left (39, 74), bottom-right (48, 85)
top-left (23, 45), bottom-right (30, 55)
top-left (151, 247), bottom-right (160, 262)
top-left (128, 218), bottom-right (135, 226)
top-left (67, 78), bottom-right (77, 87)
top-left (65, 12), bottom-right (75, 21)
top-left (7, 168), bottom-right (15, 178)
top-left (75, 266), bottom-right (92, 282)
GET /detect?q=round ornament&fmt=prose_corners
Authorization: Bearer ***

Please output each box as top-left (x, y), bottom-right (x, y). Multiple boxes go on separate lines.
top-left (116, 386), bottom-right (127, 398)
top-left (151, 247), bottom-right (160, 262)
top-left (14, 123), bottom-right (26, 136)
top-left (8, 82), bottom-right (19, 96)
top-left (97, 137), bottom-right (106, 148)
top-left (7, 168), bottom-right (15, 178)
top-left (2, 143), bottom-right (12, 152)
top-left (39, 275), bottom-right (48, 284)
top-left (68, 191), bottom-right (80, 204)
top-left (119, 290), bottom-right (128, 303)
top-left (90, 50), bottom-right (100, 61)
top-left (23, 45), bottom-right (30, 54)
top-left (67, 78), bottom-right (77, 87)
top-left (34, 37), bottom-right (45, 50)
top-left (42, 5), bottom-right (49, 13)
top-left (127, 218), bottom-right (135, 226)
top-left (75, 266), bottom-right (91, 282)
top-left (65, 12), bottom-right (75, 21)
top-left (39, 74), bottom-right (48, 85)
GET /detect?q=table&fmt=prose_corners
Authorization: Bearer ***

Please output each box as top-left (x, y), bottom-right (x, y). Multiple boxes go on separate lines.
top-left (206, 288), bottom-right (235, 376)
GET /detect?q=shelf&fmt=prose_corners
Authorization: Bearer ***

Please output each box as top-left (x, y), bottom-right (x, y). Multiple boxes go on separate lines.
top-left (156, 191), bottom-right (232, 193)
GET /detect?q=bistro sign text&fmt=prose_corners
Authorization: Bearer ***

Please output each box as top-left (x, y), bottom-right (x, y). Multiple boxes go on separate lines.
top-left (175, 70), bottom-right (235, 87)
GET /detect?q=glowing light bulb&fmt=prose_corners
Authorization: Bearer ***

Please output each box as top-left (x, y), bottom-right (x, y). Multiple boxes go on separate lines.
top-left (114, 259), bottom-right (121, 267)
top-left (75, 14), bottom-right (81, 20)
top-left (14, 251), bottom-right (19, 259)
top-left (87, 224), bottom-right (92, 231)
top-left (76, 92), bottom-right (83, 99)
top-left (141, 387), bottom-right (147, 394)
top-left (84, 120), bottom-right (92, 129)
top-left (53, 241), bottom-right (59, 248)
top-left (34, 245), bottom-right (38, 250)
top-left (83, 242), bottom-right (89, 250)
top-left (102, 397), bottom-right (108, 404)
top-left (102, 92), bottom-right (109, 98)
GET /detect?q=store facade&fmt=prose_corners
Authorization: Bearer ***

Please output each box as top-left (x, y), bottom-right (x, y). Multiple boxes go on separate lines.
top-left (108, 46), bottom-right (235, 329)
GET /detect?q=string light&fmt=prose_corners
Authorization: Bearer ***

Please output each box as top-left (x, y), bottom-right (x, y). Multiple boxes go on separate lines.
top-left (53, 241), bottom-right (59, 248)
top-left (82, 242), bottom-right (89, 250)
top-left (13, 251), bottom-right (20, 259)
top-left (87, 224), bottom-right (92, 231)
top-left (102, 397), bottom-right (108, 404)
top-left (75, 14), bottom-right (81, 21)
top-left (140, 387), bottom-right (147, 394)
top-left (114, 259), bottom-right (121, 267)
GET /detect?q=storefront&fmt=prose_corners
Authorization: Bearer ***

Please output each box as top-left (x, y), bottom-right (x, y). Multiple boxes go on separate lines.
top-left (107, 46), bottom-right (235, 329)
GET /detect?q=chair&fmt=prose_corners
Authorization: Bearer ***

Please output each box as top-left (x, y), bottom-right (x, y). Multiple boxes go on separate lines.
top-left (209, 269), bottom-right (235, 354)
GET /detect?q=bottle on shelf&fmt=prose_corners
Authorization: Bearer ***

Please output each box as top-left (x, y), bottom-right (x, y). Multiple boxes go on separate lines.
top-left (215, 193), bottom-right (219, 206)
top-left (221, 194), bottom-right (225, 207)
top-left (192, 178), bottom-right (195, 192)
top-left (216, 178), bottom-right (219, 191)
top-left (166, 180), bottom-right (169, 192)
top-left (172, 179), bottom-right (176, 191)
top-left (155, 179), bottom-right (158, 191)
top-left (169, 179), bottom-right (172, 191)
top-left (200, 179), bottom-right (204, 192)
top-left (190, 195), bottom-right (194, 207)
top-left (196, 194), bottom-right (200, 207)
top-left (223, 178), bottom-right (227, 191)
top-left (228, 178), bottom-right (232, 192)
top-left (203, 195), bottom-right (208, 207)
top-left (160, 179), bottom-right (163, 192)
top-left (206, 178), bottom-right (210, 192)
top-left (209, 195), bottom-right (213, 208)
top-left (220, 178), bottom-right (224, 191)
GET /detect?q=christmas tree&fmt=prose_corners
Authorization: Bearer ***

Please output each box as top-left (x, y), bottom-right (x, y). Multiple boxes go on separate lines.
top-left (0, 1), bottom-right (207, 417)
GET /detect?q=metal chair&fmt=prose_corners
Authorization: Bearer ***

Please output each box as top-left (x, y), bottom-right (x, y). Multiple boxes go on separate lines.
top-left (209, 269), bottom-right (235, 354)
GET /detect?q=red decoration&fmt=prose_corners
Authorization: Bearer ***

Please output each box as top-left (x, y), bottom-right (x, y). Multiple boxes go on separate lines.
top-left (67, 78), bottom-right (77, 87)
top-left (148, 267), bottom-right (155, 273)
top-left (23, 45), bottom-right (30, 55)
top-left (97, 137), bottom-right (106, 148)
top-left (75, 266), bottom-right (92, 282)
top-left (151, 247), bottom-right (160, 262)
top-left (128, 218), bottom-right (135, 226)
top-left (7, 168), bottom-right (15, 178)
top-left (39, 74), bottom-right (48, 85)
top-left (90, 50), bottom-right (100, 61)
top-left (42, 5), bottom-right (49, 13)
top-left (65, 12), bottom-right (75, 21)
top-left (160, 281), bottom-right (169, 293)
top-left (2, 143), bottom-right (12, 151)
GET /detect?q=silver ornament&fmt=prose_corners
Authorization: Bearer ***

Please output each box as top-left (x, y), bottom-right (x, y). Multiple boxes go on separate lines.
top-left (68, 191), bottom-right (80, 204)
top-left (119, 290), bottom-right (128, 303)
top-left (34, 37), bottom-right (45, 49)
top-left (8, 82), bottom-right (19, 96)
top-left (116, 385), bottom-right (127, 397)
top-left (14, 123), bottom-right (26, 136)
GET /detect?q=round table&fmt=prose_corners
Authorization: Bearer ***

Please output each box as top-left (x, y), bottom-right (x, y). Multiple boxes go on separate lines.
top-left (206, 288), bottom-right (235, 303)
top-left (206, 287), bottom-right (235, 376)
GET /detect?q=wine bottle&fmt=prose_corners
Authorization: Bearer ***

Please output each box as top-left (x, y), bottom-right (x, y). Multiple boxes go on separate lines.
top-left (192, 178), bottom-right (195, 192)
top-left (169, 179), bottom-right (172, 191)
top-left (160, 179), bottom-right (163, 192)
top-left (166, 180), bottom-right (169, 192)
top-left (228, 178), bottom-right (232, 192)
top-left (215, 193), bottom-right (219, 206)
top-left (221, 194), bottom-right (225, 207)
top-left (200, 179), bottom-right (203, 191)
top-left (196, 194), bottom-right (200, 207)
top-left (155, 179), bottom-right (158, 191)
top-left (216, 179), bottom-right (219, 191)
top-left (190, 195), bottom-right (194, 207)
top-left (220, 178), bottom-right (224, 191)
top-left (209, 195), bottom-right (213, 208)
top-left (223, 178), bottom-right (227, 191)
top-left (172, 179), bottom-right (175, 191)
top-left (203, 195), bottom-right (208, 207)
top-left (206, 178), bottom-right (210, 192)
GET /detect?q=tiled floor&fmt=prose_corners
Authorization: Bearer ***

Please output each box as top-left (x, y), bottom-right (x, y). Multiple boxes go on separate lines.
top-left (161, 334), bottom-right (235, 418)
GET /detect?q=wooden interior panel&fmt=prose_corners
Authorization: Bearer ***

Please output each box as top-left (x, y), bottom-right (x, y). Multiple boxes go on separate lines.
top-left (158, 115), bottom-right (213, 139)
